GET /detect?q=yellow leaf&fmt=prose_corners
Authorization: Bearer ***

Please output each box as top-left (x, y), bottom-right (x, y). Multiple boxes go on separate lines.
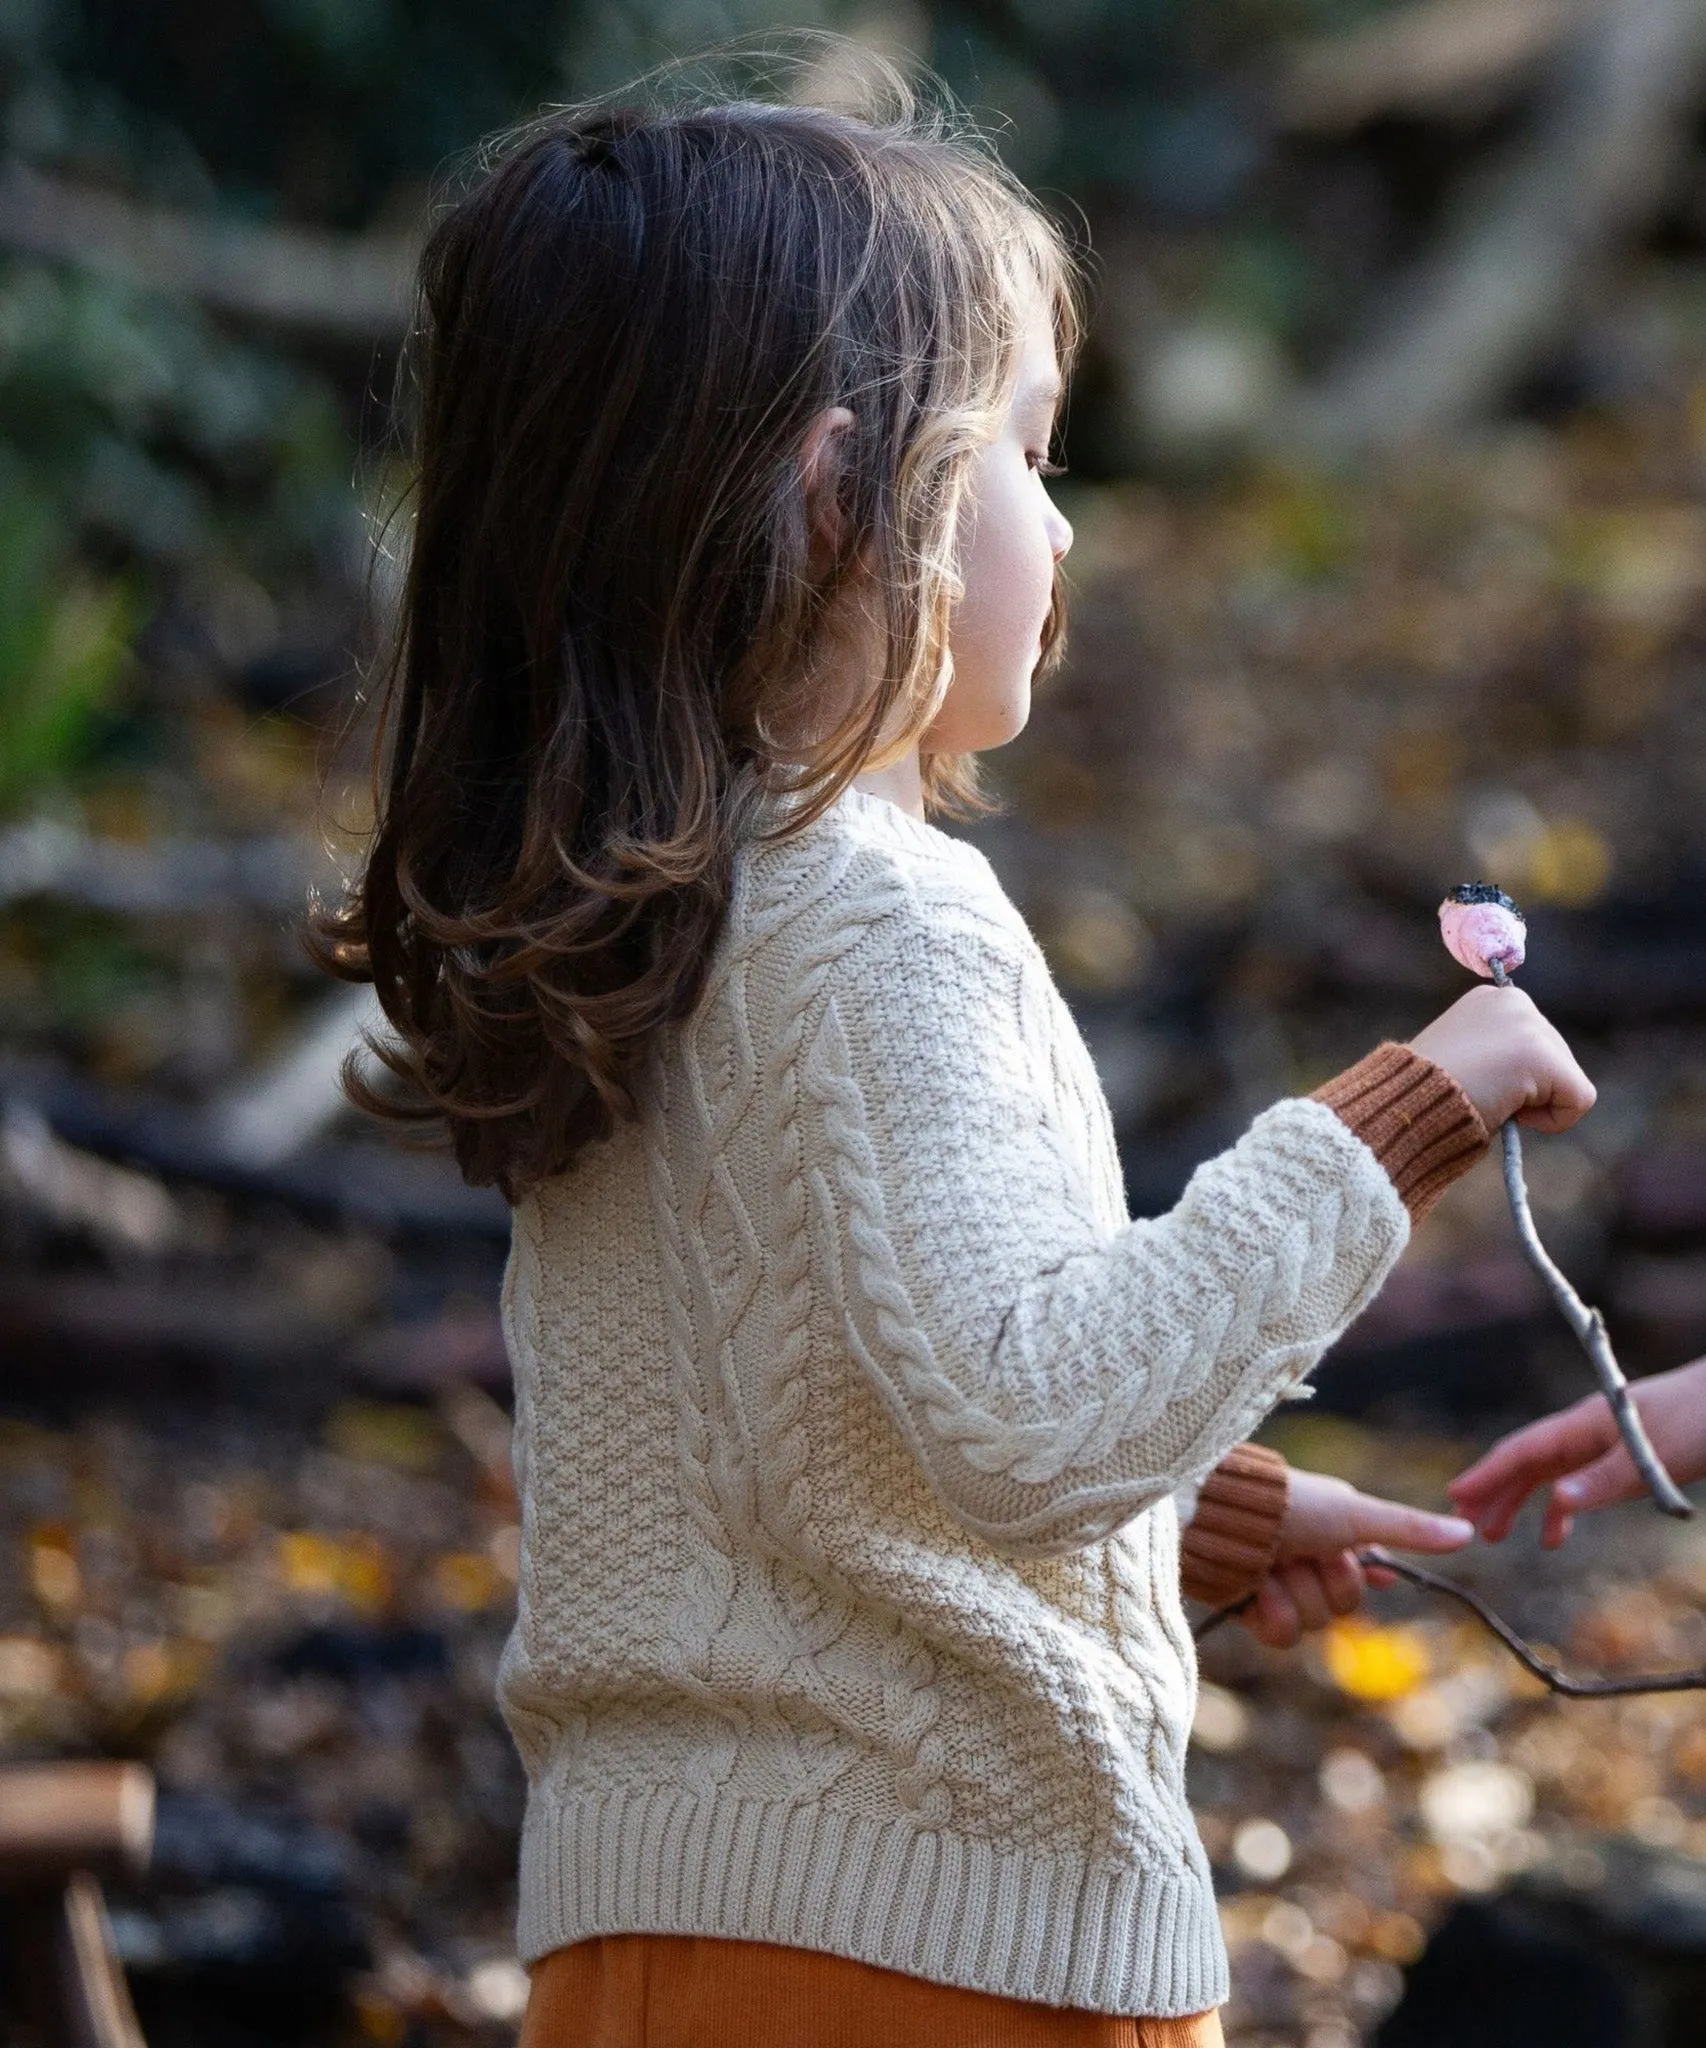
top-left (26, 1525), bottom-right (80, 1610)
top-left (430, 1551), bottom-right (505, 1613)
top-left (277, 1530), bottom-right (344, 1599)
top-left (353, 1992), bottom-right (407, 2047)
top-left (334, 1535), bottom-right (394, 1618)
top-left (277, 1530), bottom-right (394, 1616)
top-left (1324, 1616), bottom-right (1431, 1702)
top-left (122, 1639), bottom-right (209, 1707)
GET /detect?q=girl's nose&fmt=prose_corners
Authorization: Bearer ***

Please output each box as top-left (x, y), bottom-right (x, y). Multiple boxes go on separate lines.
top-left (1049, 508), bottom-right (1073, 562)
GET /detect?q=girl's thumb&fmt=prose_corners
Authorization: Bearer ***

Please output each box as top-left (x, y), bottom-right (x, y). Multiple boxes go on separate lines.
top-left (1554, 1446), bottom-right (1642, 1514)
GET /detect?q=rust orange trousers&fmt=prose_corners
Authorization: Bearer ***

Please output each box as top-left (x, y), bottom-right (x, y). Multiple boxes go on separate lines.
top-left (520, 1937), bottom-right (1225, 2048)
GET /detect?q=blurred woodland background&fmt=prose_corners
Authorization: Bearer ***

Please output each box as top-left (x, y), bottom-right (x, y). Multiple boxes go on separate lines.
top-left (12, 3), bottom-right (1706, 2044)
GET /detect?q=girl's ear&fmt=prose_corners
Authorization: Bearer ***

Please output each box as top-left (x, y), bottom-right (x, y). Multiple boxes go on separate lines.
top-left (799, 405), bottom-right (855, 579)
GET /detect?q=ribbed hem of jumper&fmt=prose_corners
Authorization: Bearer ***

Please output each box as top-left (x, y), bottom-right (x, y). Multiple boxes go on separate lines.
top-left (1310, 1043), bottom-right (1488, 1223)
top-left (1179, 1443), bottom-right (1290, 1607)
top-left (515, 1788), bottom-right (1230, 2018)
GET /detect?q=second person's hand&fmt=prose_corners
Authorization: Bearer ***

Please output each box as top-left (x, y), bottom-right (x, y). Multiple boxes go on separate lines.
top-left (1449, 1355), bottom-right (1706, 1546)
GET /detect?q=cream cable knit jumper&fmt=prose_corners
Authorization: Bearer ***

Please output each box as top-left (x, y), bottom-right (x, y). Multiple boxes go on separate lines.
top-left (498, 785), bottom-right (1411, 2016)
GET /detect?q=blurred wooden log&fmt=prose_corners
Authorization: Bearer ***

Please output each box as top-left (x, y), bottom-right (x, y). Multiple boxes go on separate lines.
top-left (0, 1763), bottom-right (155, 1890)
top-left (1, 1766), bottom-right (154, 2048)
top-left (4, 1065), bottom-right (509, 1239)
top-left (10, 1876), bottom-right (149, 2048)
top-left (1300, 0), bottom-right (1706, 445)
top-left (2, 1103), bottom-right (183, 1257)
top-left (208, 985), bottom-right (388, 1169)
top-left (0, 818), bottom-right (326, 914)
top-left (1275, 0), bottom-right (1583, 133)
top-left (0, 158), bottom-right (415, 341)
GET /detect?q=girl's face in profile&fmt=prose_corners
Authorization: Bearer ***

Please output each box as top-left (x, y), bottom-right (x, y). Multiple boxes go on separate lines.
top-left (924, 289), bottom-right (1073, 757)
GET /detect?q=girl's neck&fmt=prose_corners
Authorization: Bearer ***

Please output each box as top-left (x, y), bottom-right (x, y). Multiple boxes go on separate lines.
top-left (852, 747), bottom-right (925, 820)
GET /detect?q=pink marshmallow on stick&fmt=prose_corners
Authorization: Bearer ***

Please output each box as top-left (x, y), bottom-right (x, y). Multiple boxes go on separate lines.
top-left (1438, 883), bottom-right (1691, 1520)
top-left (1438, 883), bottom-right (1526, 978)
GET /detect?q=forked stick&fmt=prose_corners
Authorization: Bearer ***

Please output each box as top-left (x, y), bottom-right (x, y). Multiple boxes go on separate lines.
top-left (1486, 956), bottom-right (1692, 1520)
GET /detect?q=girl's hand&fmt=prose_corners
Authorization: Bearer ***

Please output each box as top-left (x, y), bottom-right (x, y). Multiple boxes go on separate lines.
top-left (1238, 1472), bottom-right (1473, 1651)
top-left (1408, 983), bottom-right (1595, 1134)
top-left (1448, 1356), bottom-right (1706, 1546)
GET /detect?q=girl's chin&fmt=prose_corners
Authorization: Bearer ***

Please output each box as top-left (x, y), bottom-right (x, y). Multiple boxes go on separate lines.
top-left (925, 660), bottom-right (1035, 751)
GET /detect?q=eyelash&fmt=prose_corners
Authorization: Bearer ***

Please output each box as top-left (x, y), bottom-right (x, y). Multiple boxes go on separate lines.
top-left (1030, 455), bottom-right (1066, 478)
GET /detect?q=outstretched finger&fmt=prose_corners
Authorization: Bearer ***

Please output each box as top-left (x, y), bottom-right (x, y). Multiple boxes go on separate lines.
top-left (1349, 1495), bottom-right (1474, 1555)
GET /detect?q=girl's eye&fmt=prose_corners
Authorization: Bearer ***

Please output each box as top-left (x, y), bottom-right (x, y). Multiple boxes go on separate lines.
top-left (1029, 454), bottom-right (1066, 478)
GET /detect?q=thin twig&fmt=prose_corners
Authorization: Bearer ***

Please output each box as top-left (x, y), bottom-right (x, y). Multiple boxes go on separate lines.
top-left (1355, 1548), bottom-right (1706, 1696)
top-left (1194, 1592), bottom-right (1257, 1639)
top-left (1489, 958), bottom-right (1692, 1519)
top-left (1192, 1549), bottom-right (1706, 1695)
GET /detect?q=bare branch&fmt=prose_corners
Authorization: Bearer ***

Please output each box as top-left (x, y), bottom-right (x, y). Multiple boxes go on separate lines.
top-left (1498, 1119), bottom-right (1693, 1515)
top-left (1274, 0), bottom-right (1583, 135)
top-left (1192, 1551), bottom-right (1706, 1695)
top-left (0, 160), bottom-right (417, 341)
top-left (1298, 0), bottom-right (1706, 446)
top-left (1487, 957), bottom-right (1693, 1518)
top-left (1355, 1548), bottom-right (1706, 1696)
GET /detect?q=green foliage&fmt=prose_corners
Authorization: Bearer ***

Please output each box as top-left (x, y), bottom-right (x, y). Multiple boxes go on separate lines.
top-left (0, 0), bottom-right (1442, 820)
top-left (0, 460), bottom-right (131, 810)
top-left (0, 253), bottom-right (360, 807)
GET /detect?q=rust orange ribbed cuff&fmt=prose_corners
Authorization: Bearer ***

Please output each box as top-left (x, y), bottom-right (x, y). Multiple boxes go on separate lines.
top-left (1311, 1042), bottom-right (1489, 1224)
top-left (1179, 1443), bottom-right (1289, 1608)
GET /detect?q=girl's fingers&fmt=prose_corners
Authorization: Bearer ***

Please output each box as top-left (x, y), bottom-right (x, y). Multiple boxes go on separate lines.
top-left (1250, 1575), bottom-right (1300, 1650)
top-left (1516, 1101), bottom-right (1589, 1135)
top-left (1317, 1550), bottom-right (1365, 1616)
top-left (1514, 1043), bottom-right (1596, 1134)
top-left (1280, 1562), bottom-right (1333, 1634)
top-left (1475, 1478), bottom-right (1540, 1544)
top-left (1347, 1495), bottom-right (1474, 1555)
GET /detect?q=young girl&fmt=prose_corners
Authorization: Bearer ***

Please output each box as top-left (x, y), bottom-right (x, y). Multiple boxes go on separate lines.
top-left (318, 63), bottom-right (1595, 2047)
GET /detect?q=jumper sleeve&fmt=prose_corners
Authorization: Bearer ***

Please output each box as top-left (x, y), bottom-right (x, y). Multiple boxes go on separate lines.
top-left (1179, 1444), bottom-right (1290, 1607)
top-left (1311, 1043), bottom-right (1488, 1223)
top-left (806, 899), bottom-right (1410, 1557)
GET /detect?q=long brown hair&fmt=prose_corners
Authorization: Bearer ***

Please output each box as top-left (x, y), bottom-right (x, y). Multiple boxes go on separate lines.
top-left (313, 47), bottom-right (1082, 1199)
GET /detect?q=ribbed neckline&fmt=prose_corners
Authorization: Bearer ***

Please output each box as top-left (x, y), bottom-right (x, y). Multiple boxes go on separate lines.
top-left (830, 779), bottom-right (959, 857)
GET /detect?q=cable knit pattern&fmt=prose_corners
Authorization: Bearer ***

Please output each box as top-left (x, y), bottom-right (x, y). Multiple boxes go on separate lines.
top-left (497, 785), bottom-right (1411, 2016)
